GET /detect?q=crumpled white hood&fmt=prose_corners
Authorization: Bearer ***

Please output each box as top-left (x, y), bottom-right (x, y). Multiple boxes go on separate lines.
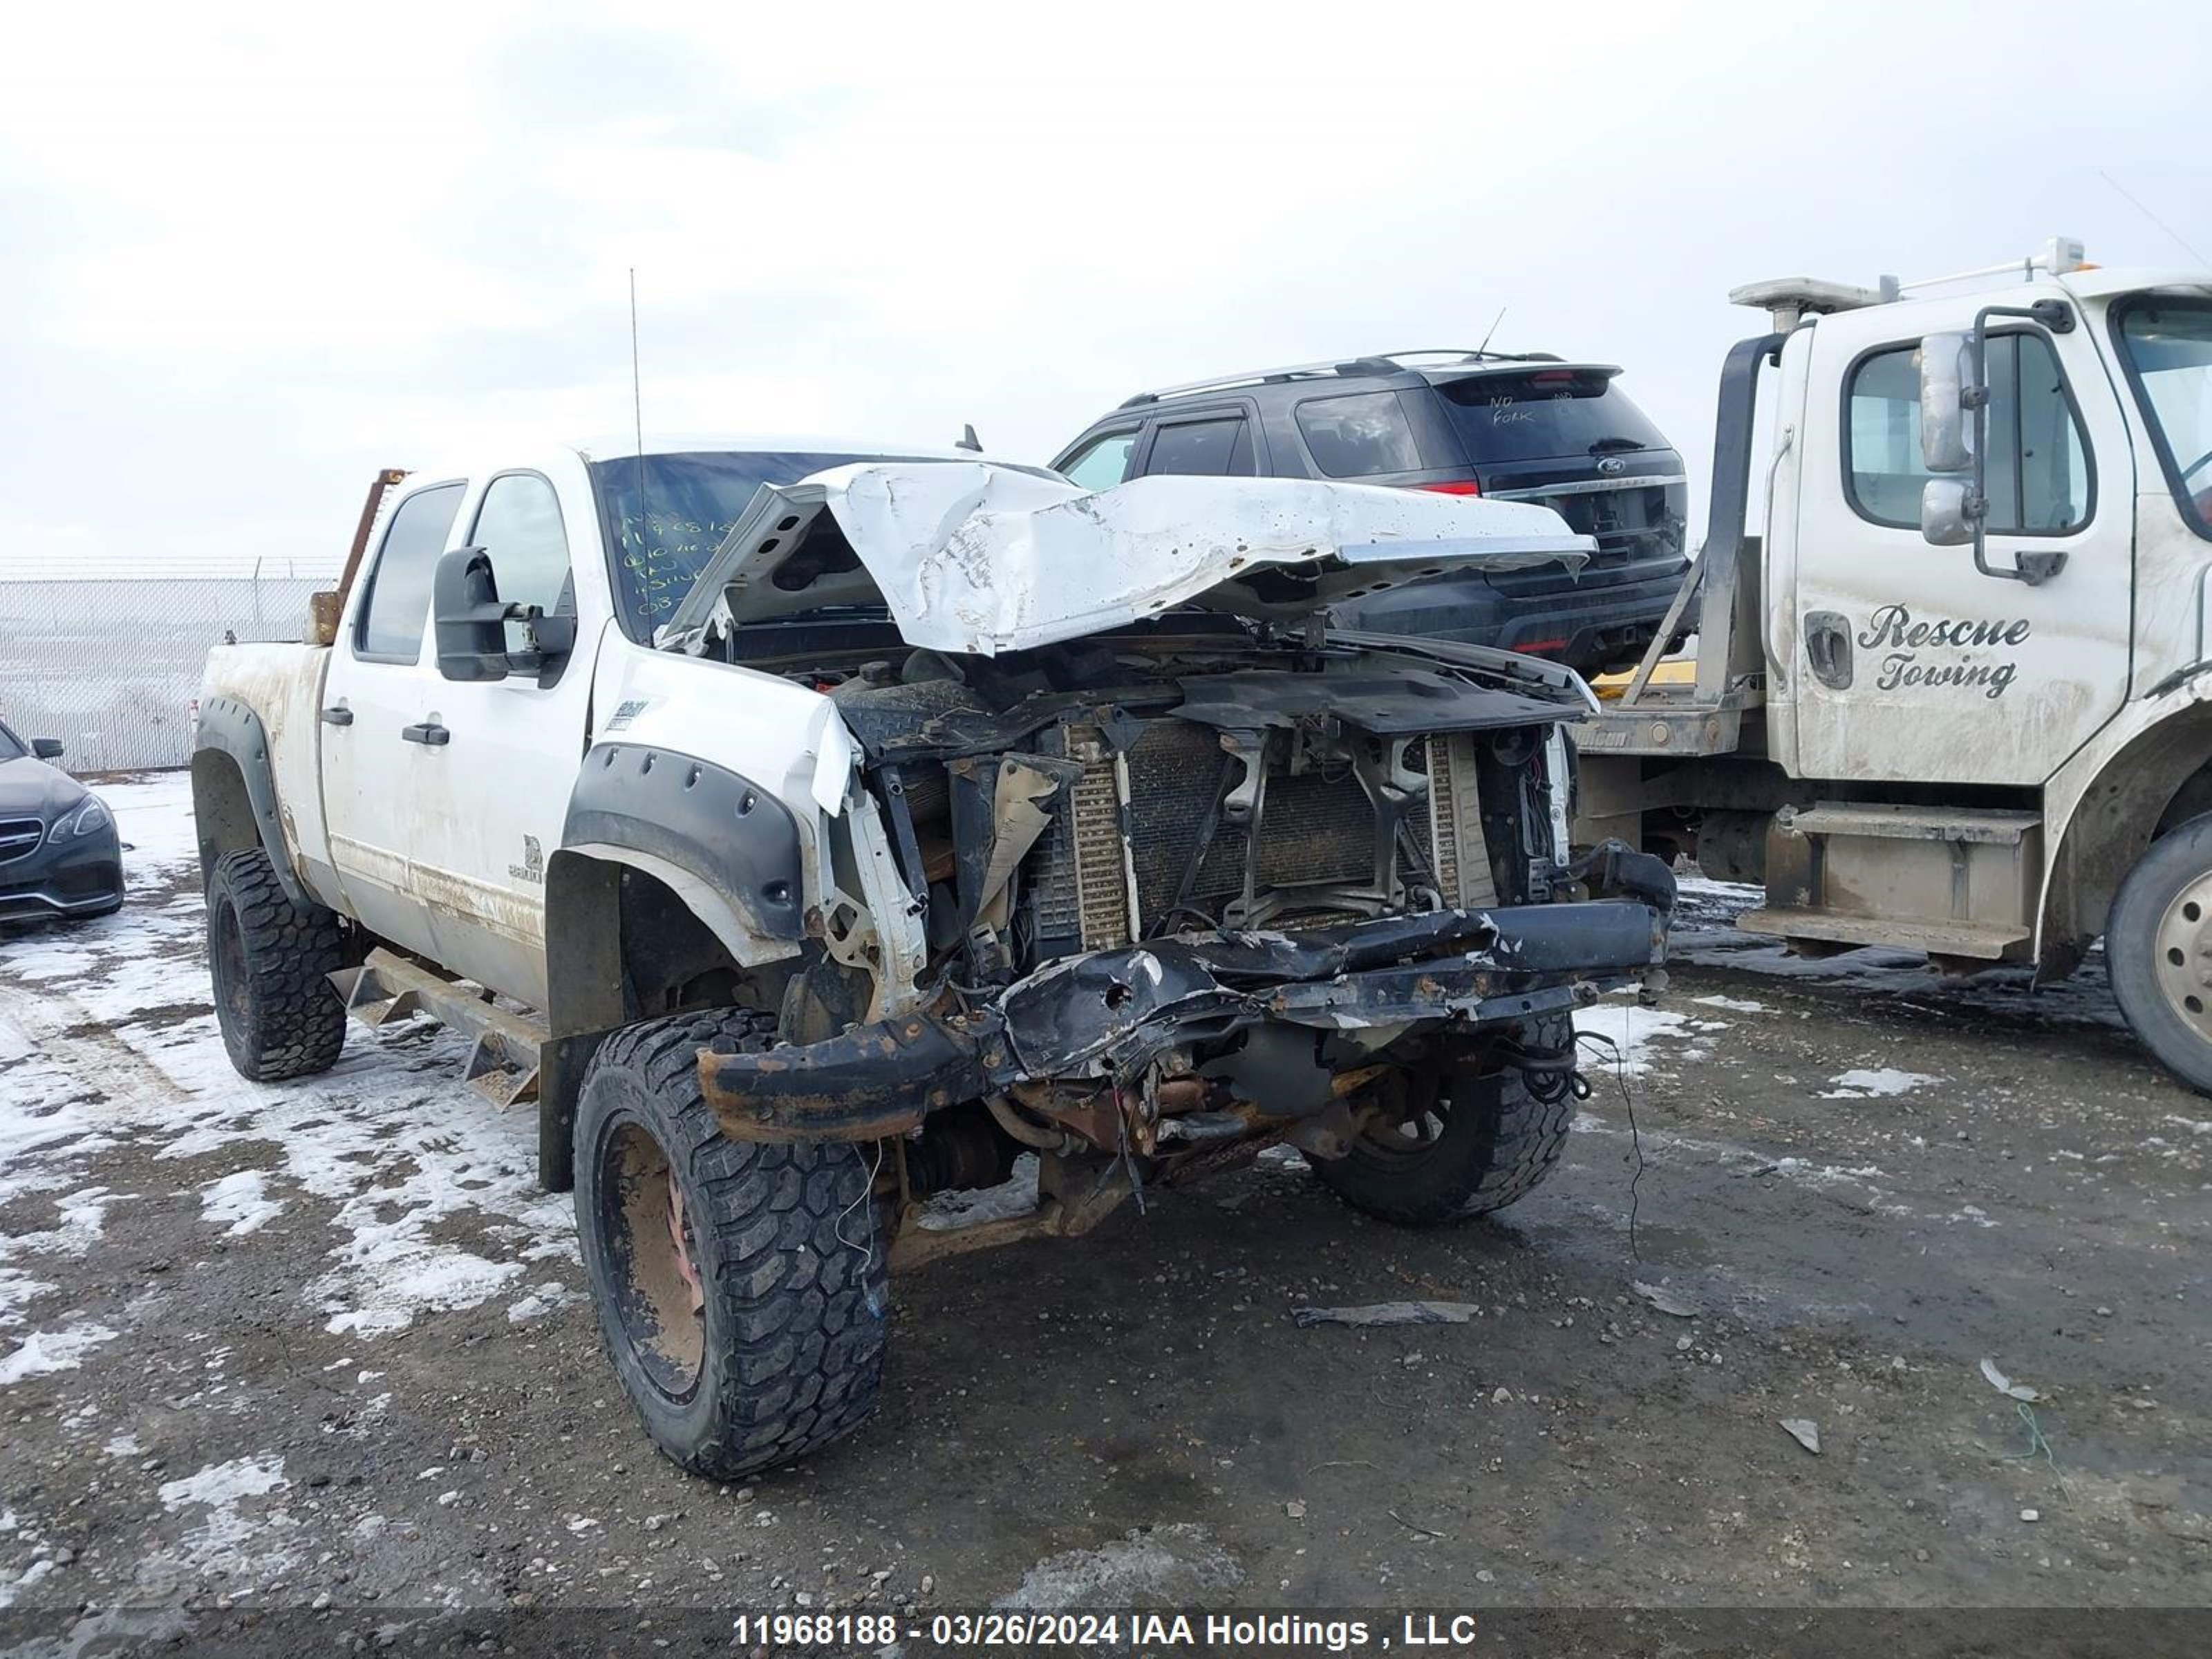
top-left (660, 460), bottom-right (1593, 658)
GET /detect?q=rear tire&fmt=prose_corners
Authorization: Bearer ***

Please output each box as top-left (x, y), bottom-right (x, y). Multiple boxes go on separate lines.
top-left (205, 847), bottom-right (346, 1081)
top-left (574, 1010), bottom-right (890, 1481)
top-left (1314, 1015), bottom-right (1575, 1225)
top-left (2107, 816), bottom-right (2212, 1096)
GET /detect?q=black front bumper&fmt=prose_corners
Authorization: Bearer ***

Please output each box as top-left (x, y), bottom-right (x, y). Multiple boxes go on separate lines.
top-left (701, 845), bottom-right (1675, 1143)
top-left (0, 826), bottom-right (124, 923)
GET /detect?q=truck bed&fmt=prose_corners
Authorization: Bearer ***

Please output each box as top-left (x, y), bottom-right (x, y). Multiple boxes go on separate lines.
top-left (199, 642), bottom-right (337, 899)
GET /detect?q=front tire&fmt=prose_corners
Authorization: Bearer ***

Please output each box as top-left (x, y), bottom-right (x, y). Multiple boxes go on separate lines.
top-left (2107, 816), bottom-right (2212, 1096)
top-left (1314, 1015), bottom-right (1575, 1225)
top-left (574, 1011), bottom-right (889, 1481)
top-left (205, 847), bottom-right (346, 1081)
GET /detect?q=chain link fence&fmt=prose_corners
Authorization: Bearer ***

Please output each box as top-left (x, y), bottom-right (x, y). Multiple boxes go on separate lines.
top-left (1, 569), bottom-right (333, 772)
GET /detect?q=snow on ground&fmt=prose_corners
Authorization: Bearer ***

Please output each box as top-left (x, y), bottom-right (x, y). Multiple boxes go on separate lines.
top-left (1821, 1067), bottom-right (1940, 1099)
top-left (1573, 997), bottom-right (1731, 1076)
top-left (150, 1454), bottom-right (294, 1584)
top-left (0, 774), bottom-right (574, 1389)
top-left (0, 1320), bottom-right (118, 1386)
top-left (198, 1170), bottom-right (281, 1236)
top-left (505, 1281), bottom-right (587, 1324)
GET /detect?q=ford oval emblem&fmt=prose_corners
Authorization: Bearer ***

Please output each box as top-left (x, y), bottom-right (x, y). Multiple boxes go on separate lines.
top-left (1597, 456), bottom-right (1627, 475)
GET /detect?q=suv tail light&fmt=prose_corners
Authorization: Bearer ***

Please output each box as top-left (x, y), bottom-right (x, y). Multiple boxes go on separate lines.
top-left (1413, 480), bottom-right (1481, 496)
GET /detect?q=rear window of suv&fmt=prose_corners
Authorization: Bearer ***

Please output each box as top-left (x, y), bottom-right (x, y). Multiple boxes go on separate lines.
top-left (1431, 368), bottom-right (1670, 464)
top-left (1294, 391), bottom-right (1425, 478)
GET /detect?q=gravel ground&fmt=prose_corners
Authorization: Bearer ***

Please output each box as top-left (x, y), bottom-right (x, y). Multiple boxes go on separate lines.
top-left (1, 775), bottom-right (2208, 1648)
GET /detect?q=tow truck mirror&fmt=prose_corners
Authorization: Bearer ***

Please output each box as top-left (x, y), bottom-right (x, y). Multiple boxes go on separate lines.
top-left (1917, 331), bottom-right (1977, 474)
top-left (433, 547), bottom-right (515, 683)
top-left (31, 737), bottom-right (63, 760)
top-left (1920, 478), bottom-right (1979, 547)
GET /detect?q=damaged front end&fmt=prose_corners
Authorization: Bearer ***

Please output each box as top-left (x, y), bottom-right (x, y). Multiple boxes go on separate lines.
top-left (693, 635), bottom-right (1674, 1259)
top-left (671, 462), bottom-right (1674, 1258)
top-left (704, 864), bottom-right (1669, 1149)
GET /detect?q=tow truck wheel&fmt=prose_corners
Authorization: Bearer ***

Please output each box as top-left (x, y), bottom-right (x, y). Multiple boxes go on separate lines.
top-left (205, 847), bottom-right (347, 1082)
top-left (2108, 816), bottom-right (2212, 1096)
top-left (1313, 1015), bottom-right (1575, 1225)
top-left (574, 1010), bottom-right (889, 1481)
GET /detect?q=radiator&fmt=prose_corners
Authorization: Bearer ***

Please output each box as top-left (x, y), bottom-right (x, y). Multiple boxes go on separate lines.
top-left (1028, 717), bottom-right (1492, 950)
top-left (1425, 731), bottom-right (1498, 909)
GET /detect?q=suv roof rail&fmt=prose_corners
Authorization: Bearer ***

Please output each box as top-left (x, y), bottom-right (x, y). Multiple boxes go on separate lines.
top-left (1116, 348), bottom-right (1579, 409)
top-left (1116, 356), bottom-right (1405, 409)
top-left (1373, 348), bottom-right (1566, 366)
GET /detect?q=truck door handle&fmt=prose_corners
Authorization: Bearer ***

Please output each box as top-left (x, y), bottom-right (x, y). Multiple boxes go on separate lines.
top-left (321, 706), bottom-right (353, 727)
top-left (400, 722), bottom-right (450, 747)
top-left (1803, 610), bottom-right (1853, 690)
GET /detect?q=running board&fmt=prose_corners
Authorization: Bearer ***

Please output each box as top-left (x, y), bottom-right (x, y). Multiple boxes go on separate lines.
top-left (1748, 801), bottom-right (2043, 966)
top-left (331, 948), bottom-right (546, 1109)
top-left (1737, 906), bottom-right (2029, 961)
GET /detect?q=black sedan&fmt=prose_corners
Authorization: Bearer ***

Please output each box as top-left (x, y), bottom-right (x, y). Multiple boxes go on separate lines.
top-left (0, 719), bottom-right (124, 924)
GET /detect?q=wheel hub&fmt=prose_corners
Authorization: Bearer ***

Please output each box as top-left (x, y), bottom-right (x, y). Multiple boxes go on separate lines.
top-left (2153, 876), bottom-right (2212, 1037)
top-left (666, 1167), bottom-right (704, 1317)
top-left (1360, 1068), bottom-right (1452, 1160)
top-left (601, 1120), bottom-right (706, 1395)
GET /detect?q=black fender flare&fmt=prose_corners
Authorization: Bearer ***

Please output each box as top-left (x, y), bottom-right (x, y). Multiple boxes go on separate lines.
top-left (191, 695), bottom-right (310, 908)
top-left (537, 744), bottom-right (809, 1193)
top-left (561, 742), bottom-right (807, 958)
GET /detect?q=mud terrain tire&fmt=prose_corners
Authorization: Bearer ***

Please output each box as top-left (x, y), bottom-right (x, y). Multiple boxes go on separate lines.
top-left (574, 1011), bottom-right (889, 1481)
top-left (2108, 815), bottom-right (2212, 1097)
top-left (205, 847), bottom-right (347, 1081)
top-left (1314, 1013), bottom-right (1575, 1224)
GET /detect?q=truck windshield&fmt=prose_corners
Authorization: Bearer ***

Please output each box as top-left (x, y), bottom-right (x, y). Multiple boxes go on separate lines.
top-left (2116, 297), bottom-right (2212, 538)
top-left (1429, 368), bottom-right (1671, 465)
top-left (590, 451), bottom-right (894, 637)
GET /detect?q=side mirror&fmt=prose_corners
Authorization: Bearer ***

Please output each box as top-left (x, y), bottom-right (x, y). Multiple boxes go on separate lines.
top-left (1917, 330), bottom-right (1977, 474)
top-left (1920, 478), bottom-right (1980, 547)
top-left (433, 547), bottom-right (512, 682)
top-left (1918, 303), bottom-right (2073, 585)
top-left (32, 738), bottom-right (63, 760)
top-left (432, 547), bottom-right (578, 682)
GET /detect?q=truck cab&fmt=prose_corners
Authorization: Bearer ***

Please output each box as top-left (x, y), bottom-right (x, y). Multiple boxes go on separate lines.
top-left (191, 437), bottom-right (1675, 1481)
top-left (1580, 241), bottom-right (2212, 1090)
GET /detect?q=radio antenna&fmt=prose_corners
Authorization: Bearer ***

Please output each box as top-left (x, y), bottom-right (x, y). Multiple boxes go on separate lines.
top-left (2099, 169), bottom-right (2206, 265)
top-left (1474, 304), bottom-right (1508, 357)
top-left (630, 267), bottom-right (648, 572)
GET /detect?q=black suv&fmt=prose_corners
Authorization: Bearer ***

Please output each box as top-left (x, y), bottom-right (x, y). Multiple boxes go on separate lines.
top-left (1051, 351), bottom-right (1688, 675)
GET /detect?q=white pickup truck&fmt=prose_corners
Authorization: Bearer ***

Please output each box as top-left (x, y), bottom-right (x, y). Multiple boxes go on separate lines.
top-left (192, 437), bottom-right (1675, 1478)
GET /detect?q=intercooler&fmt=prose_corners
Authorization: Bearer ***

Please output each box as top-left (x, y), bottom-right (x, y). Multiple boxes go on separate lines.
top-left (1027, 719), bottom-right (1497, 955)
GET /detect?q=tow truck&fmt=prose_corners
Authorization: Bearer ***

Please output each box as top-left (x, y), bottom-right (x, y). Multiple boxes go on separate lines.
top-left (1576, 239), bottom-right (2212, 1092)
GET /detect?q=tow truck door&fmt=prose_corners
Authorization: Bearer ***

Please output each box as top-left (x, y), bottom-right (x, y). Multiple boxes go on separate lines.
top-left (1789, 294), bottom-right (2135, 785)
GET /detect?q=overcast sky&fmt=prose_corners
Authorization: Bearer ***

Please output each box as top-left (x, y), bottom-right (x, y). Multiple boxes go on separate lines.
top-left (0, 0), bottom-right (2202, 577)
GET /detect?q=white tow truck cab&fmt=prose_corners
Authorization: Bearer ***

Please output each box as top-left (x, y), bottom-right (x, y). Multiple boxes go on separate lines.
top-left (1579, 240), bottom-right (2212, 1089)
